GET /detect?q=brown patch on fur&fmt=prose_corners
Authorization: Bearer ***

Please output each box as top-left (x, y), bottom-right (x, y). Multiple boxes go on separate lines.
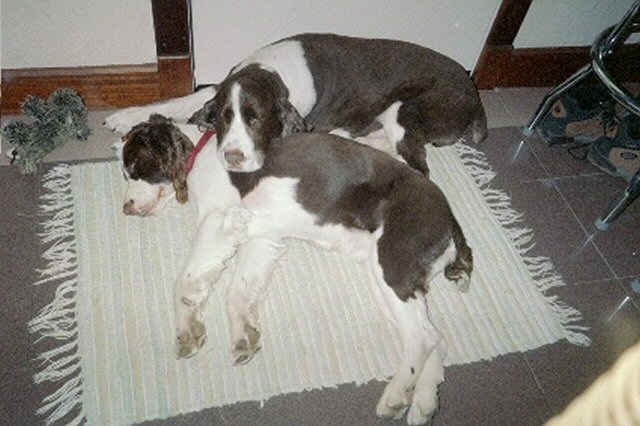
top-left (122, 114), bottom-right (194, 203)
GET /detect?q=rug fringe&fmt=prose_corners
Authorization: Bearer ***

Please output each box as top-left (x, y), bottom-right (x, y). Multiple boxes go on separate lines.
top-left (28, 164), bottom-right (86, 425)
top-left (455, 143), bottom-right (591, 347)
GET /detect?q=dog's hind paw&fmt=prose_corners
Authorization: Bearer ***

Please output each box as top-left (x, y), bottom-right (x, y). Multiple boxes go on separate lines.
top-left (176, 318), bottom-right (207, 359)
top-left (406, 390), bottom-right (438, 425)
top-left (376, 400), bottom-right (409, 421)
top-left (376, 380), bottom-right (414, 420)
top-left (444, 267), bottom-right (470, 292)
top-left (232, 324), bottom-right (261, 365)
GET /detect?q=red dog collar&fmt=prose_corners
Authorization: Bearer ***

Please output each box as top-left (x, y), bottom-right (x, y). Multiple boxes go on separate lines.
top-left (186, 129), bottom-right (216, 174)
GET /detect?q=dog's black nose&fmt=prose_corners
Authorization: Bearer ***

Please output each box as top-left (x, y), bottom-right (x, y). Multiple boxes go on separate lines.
top-left (224, 149), bottom-right (245, 167)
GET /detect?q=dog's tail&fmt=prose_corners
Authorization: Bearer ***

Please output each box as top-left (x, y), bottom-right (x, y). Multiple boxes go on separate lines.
top-left (444, 218), bottom-right (473, 292)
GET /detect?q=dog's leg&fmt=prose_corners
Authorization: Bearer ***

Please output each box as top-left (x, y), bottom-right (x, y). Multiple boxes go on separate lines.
top-left (175, 207), bottom-right (250, 358)
top-left (104, 86), bottom-right (217, 133)
top-left (375, 100), bottom-right (404, 142)
top-left (371, 285), bottom-right (440, 423)
top-left (368, 235), bottom-right (442, 424)
top-left (377, 97), bottom-right (485, 176)
top-left (394, 93), bottom-right (486, 176)
top-left (226, 237), bottom-right (286, 365)
top-left (375, 100), bottom-right (428, 175)
top-left (408, 333), bottom-right (446, 425)
top-left (174, 270), bottom-right (216, 359)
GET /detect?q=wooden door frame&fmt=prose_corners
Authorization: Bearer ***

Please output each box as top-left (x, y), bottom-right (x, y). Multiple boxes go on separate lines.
top-left (472, 0), bottom-right (640, 89)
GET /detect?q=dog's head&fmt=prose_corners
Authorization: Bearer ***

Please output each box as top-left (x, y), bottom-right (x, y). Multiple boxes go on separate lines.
top-left (192, 65), bottom-right (306, 172)
top-left (113, 114), bottom-right (193, 216)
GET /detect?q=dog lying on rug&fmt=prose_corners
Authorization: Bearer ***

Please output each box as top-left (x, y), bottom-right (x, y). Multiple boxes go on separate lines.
top-left (106, 33), bottom-right (487, 176)
top-left (108, 112), bottom-right (473, 425)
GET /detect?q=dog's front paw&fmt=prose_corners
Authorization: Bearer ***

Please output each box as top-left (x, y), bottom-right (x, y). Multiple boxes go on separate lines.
top-left (406, 388), bottom-right (438, 425)
top-left (176, 317), bottom-right (207, 359)
top-left (232, 323), bottom-right (261, 365)
top-left (376, 379), bottom-right (414, 420)
top-left (103, 108), bottom-right (150, 134)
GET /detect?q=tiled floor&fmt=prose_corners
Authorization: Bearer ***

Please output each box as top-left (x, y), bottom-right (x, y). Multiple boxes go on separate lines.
top-left (476, 88), bottom-right (640, 421)
top-left (2, 87), bottom-right (639, 425)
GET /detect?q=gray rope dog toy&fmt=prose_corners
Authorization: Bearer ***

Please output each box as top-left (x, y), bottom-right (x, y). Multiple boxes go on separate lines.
top-left (2, 88), bottom-right (91, 174)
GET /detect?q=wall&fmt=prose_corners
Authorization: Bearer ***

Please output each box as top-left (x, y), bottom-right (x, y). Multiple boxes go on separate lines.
top-left (3, 0), bottom-right (635, 80)
top-left (514, 0), bottom-right (638, 48)
top-left (1, 0), bottom-right (157, 69)
top-left (191, 0), bottom-right (502, 84)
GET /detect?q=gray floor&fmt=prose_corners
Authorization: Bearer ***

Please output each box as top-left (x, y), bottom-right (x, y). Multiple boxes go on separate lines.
top-left (2, 88), bottom-right (639, 426)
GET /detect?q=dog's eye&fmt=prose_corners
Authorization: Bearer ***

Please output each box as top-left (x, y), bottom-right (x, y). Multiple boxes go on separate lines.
top-left (222, 108), bottom-right (233, 124)
top-left (242, 106), bottom-right (257, 124)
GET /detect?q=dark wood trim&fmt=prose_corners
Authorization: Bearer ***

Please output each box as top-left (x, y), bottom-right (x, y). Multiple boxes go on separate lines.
top-left (472, 0), bottom-right (532, 88)
top-left (1, 65), bottom-right (160, 114)
top-left (1, 0), bottom-right (192, 114)
top-left (473, 0), bottom-right (640, 89)
top-left (152, 0), bottom-right (193, 98)
top-left (3, 64), bottom-right (159, 77)
top-left (472, 45), bottom-right (514, 90)
top-left (158, 57), bottom-right (193, 100)
top-left (152, 0), bottom-right (191, 56)
top-left (484, 45), bottom-right (640, 88)
top-left (484, 0), bottom-right (533, 46)
top-left (1, 58), bottom-right (194, 114)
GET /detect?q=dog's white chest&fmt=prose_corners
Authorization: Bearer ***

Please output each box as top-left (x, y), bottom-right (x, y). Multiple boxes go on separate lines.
top-left (243, 177), bottom-right (373, 260)
top-left (188, 141), bottom-right (241, 219)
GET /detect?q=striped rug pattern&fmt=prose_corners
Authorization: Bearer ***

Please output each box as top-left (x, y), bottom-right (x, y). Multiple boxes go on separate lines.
top-left (29, 143), bottom-right (589, 425)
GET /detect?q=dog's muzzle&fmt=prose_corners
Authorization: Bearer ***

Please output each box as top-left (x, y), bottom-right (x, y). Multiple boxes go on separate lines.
top-left (123, 199), bottom-right (158, 217)
top-left (123, 199), bottom-right (143, 216)
top-left (220, 147), bottom-right (264, 172)
top-left (223, 149), bottom-right (246, 169)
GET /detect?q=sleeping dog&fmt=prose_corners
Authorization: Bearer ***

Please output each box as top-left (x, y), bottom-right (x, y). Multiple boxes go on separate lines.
top-left (112, 114), bottom-right (473, 424)
top-left (106, 33), bottom-right (487, 176)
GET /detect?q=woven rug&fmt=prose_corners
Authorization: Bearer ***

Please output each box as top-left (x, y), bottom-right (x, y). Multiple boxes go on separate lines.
top-left (29, 143), bottom-right (589, 425)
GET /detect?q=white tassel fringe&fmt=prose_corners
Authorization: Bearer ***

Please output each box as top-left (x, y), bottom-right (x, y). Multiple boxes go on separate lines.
top-left (28, 164), bottom-right (86, 426)
top-left (455, 143), bottom-right (591, 346)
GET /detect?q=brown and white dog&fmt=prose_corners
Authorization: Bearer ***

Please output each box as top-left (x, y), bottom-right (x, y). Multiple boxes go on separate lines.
top-left (109, 113), bottom-right (473, 425)
top-left (106, 33), bottom-right (487, 177)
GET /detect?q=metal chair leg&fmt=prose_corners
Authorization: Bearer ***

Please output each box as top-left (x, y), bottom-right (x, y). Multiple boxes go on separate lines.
top-left (523, 0), bottom-right (640, 138)
top-left (522, 64), bottom-right (592, 138)
top-left (592, 1), bottom-right (640, 230)
top-left (591, 1), bottom-right (640, 116)
top-left (595, 170), bottom-right (640, 231)
top-left (523, 1), bottom-right (640, 231)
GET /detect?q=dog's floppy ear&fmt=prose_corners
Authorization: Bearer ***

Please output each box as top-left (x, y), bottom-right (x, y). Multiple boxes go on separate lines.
top-left (111, 138), bottom-right (125, 160)
top-left (277, 96), bottom-right (307, 136)
top-left (166, 127), bottom-right (194, 204)
top-left (188, 97), bottom-right (217, 130)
